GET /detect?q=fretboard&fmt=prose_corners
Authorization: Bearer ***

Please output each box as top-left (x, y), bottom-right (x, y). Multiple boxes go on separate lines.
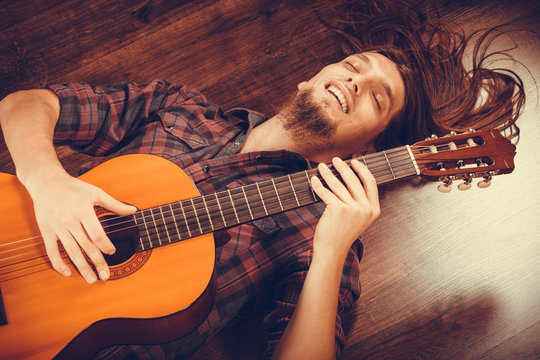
top-left (112, 146), bottom-right (419, 251)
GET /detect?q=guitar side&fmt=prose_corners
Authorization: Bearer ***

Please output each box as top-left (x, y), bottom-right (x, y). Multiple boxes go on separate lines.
top-left (0, 154), bottom-right (215, 360)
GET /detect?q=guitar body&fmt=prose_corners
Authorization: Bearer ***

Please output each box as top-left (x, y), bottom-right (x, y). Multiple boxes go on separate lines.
top-left (0, 154), bottom-right (215, 360)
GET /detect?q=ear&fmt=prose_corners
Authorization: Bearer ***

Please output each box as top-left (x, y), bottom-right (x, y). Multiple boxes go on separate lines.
top-left (297, 81), bottom-right (307, 90)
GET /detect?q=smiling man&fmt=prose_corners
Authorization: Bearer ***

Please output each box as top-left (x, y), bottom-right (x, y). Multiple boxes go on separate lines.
top-left (0, 51), bottom-right (398, 359)
top-left (242, 53), bottom-right (406, 163)
top-left (0, 0), bottom-right (526, 359)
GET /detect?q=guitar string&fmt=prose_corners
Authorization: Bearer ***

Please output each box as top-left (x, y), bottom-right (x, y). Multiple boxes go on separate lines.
top-left (0, 142), bottom-right (485, 262)
top-left (2, 151), bottom-right (474, 263)
top-left (0, 156), bottom-right (413, 265)
top-left (2, 142), bottom-right (466, 247)
top-left (0, 151), bottom-right (416, 251)
top-left (0, 149), bottom-right (482, 259)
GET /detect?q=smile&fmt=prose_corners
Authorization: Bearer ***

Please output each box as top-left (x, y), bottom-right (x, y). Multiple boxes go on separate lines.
top-left (326, 85), bottom-right (348, 113)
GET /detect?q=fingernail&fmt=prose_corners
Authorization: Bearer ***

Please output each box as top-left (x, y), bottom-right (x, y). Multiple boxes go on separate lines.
top-left (100, 269), bottom-right (110, 280)
top-left (86, 274), bottom-right (97, 283)
top-left (62, 269), bottom-right (72, 277)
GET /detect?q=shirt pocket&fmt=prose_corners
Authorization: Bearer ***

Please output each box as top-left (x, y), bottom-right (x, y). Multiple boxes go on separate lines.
top-left (158, 109), bottom-right (210, 150)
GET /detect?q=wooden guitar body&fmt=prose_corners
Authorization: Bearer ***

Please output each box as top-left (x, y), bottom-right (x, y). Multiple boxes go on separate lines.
top-left (0, 154), bottom-right (215, 360)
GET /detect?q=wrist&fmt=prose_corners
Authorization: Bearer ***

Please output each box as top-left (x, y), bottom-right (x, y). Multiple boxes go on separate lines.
top-left (311, 246), bottom-right (348, 272)
top-left (18, 162), bottom-right (69, 195)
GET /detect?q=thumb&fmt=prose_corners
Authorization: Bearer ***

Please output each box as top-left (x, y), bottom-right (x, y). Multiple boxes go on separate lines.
top-left (96, 190), bottom-right (137, 215)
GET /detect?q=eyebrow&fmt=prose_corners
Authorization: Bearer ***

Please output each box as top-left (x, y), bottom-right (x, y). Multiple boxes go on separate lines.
top-left (353, 54), bottom-right (395, 114)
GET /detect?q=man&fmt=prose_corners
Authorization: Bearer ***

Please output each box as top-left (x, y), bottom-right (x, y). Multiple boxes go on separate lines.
top-left (0, 1), bottom-right (526, 358)
top-left (0, 52), bottom-right (404, 359)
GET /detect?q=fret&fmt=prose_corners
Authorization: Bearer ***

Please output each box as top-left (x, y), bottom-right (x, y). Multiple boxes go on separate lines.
top-left (133, 212), bottom-right (147, 250)
top-left (215, 192), bottom-right (227, 227)
top-left (304, 170), bottom-right (317, 201)
top-left (216, 189), bottom-right (238, 226)
top-left (288, 174), bottom-right (301, 207)
top-left (190, 198), bottom-right (203, 234)
top-left (179, 200), bottom-right (192, 238)
top-left (158, 206), bottom-right (172, 244)
top-left (227, 189), bottom-right (240, 223)
top-left (149, 207), bottom-right (163, 246)
top-left (241, 186), bottom-right (254, 219)
top-left (139, 209), bottom-right (152, 250)
top-left (169, 203), bottom-right (182, 240)
top-left (271, 178), bottom-right (284, 211)
top-left (201, 195), bottom-right (215, 231)
top-left (255, 182), bottom-right (269, 216)
top-left (383, 150), bottom-right (396, 179)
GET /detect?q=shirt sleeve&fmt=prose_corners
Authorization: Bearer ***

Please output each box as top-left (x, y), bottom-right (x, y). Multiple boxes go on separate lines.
top-left (44, 79), bottom-right (206, 156)
top-left (262, 240), bottom-right (363, 359)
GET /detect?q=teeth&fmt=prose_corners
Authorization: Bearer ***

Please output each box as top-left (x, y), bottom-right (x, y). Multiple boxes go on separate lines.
top-left (327, 85), bottom-right (348, 113)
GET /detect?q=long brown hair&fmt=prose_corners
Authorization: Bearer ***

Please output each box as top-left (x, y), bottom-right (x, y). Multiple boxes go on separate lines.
top-left (321, 0), bottom-right (526, 150)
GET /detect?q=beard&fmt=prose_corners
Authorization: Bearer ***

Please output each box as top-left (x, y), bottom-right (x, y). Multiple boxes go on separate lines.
top-left (279, 88), bottom-right (337, 149)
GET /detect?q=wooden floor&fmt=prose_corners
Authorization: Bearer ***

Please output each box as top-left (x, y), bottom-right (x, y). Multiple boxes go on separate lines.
top-left (1, 0), bottom-right (539, 359)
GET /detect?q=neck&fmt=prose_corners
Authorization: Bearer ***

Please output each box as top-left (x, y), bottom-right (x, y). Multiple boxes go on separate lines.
top-left (241, 116), bottom-right (344, 163)
top-left (240, 115), bottom-right (297, 154)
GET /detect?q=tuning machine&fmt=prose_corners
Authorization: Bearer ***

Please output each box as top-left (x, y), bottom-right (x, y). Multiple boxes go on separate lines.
top-left (437, 176), bottom-right (454, 193)
top-left (458, 174), bottom-right (473, 190)
top-left (477, 172), bottom-right (494, 188)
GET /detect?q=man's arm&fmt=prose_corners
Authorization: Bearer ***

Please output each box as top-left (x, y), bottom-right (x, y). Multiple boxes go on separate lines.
top-left (272, 158), bottom-right (379, 359)
top-left (0, 90), bottom-right (136, 283)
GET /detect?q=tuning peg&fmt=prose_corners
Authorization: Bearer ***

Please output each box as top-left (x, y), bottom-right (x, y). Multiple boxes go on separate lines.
top-left (458, 174), bottom-right (473, 190)
top-left (444, 131), bottom-right (457, 137)
top-left (468, 128), bottom-right (476, 133)
top-left (477, 179), bottom-right (491, 188)
top-left (477, 172), bottom-right (493, 188)
top-left (431, 134), bottom-right (438, 139)
top-left (438, 183), bottom-right (452, 193)
top-left (437, 176), bottom-right (453, 193)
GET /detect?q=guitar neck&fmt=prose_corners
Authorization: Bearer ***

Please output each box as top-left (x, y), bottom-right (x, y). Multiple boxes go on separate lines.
top-left (106, 146), bottom-right (419, 251)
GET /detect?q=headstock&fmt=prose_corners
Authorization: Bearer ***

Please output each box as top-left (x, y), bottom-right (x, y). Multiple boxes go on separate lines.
top-left (410, 130), bottom-right (516, 193)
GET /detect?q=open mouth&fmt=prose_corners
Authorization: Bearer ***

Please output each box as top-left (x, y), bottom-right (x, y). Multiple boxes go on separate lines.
top-left (326, 85), bottom-right (348, 113)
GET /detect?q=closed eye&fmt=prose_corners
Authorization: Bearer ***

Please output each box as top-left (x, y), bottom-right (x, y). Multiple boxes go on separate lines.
top-left (346, 61), bottom-right (359, 73)
top-left (373, 93), bottom-right (381, 111)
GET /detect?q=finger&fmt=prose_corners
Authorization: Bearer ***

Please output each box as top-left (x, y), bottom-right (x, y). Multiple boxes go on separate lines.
top-left (82, 207), bottom-right (116, 255)
top-left (331, 157), bottom-right (367, 202)
top-left (41, 229), bottom-right (72, 277)
top-left (96, 189), bottom-right (137, 215)
top-left (69, 223), bottom-right (111, 281)
top-left (351, 159), bottom-right (380, 207)
top-left (311, 175), bottom-right (338, 205)
top-left (56, 229), bottom-right (98, 284)
top-left (318, 162), bottom-right (352, 202)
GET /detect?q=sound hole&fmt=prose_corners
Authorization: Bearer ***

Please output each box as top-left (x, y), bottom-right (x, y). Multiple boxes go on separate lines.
top-left (100, 214), bottom-right (139, 266)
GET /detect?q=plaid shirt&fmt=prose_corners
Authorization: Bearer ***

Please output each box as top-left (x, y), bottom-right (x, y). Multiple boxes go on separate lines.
top-left (45, 79), bottom-right (363, 359)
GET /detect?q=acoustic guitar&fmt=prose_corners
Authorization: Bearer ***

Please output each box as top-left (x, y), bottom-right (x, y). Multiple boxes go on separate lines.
top-left (0, 130), bottom-right (516, 359)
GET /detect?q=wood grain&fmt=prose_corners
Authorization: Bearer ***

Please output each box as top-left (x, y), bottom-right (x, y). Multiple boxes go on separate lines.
top-left (1, 0), bottom-right (538, 359)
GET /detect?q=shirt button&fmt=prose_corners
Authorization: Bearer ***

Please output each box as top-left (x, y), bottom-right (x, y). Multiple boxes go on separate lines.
top-left (167, 125), bottom-right (174, 130)
top-left (234, 141), bottom-right (241, 146)
top-left (203, 165), bottom-right (210, 173)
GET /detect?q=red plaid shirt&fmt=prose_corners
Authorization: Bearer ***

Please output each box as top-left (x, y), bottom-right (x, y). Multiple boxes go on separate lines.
top-left (45, 79), bottom-right (363, 359)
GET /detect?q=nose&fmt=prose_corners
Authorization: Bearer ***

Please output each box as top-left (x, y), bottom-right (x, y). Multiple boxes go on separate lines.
top-left (346, 77), bottom-right (360, 94)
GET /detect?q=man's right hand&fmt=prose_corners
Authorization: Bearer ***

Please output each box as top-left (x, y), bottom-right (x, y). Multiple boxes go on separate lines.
top-left (25, 168), bottom-right (137, 283)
